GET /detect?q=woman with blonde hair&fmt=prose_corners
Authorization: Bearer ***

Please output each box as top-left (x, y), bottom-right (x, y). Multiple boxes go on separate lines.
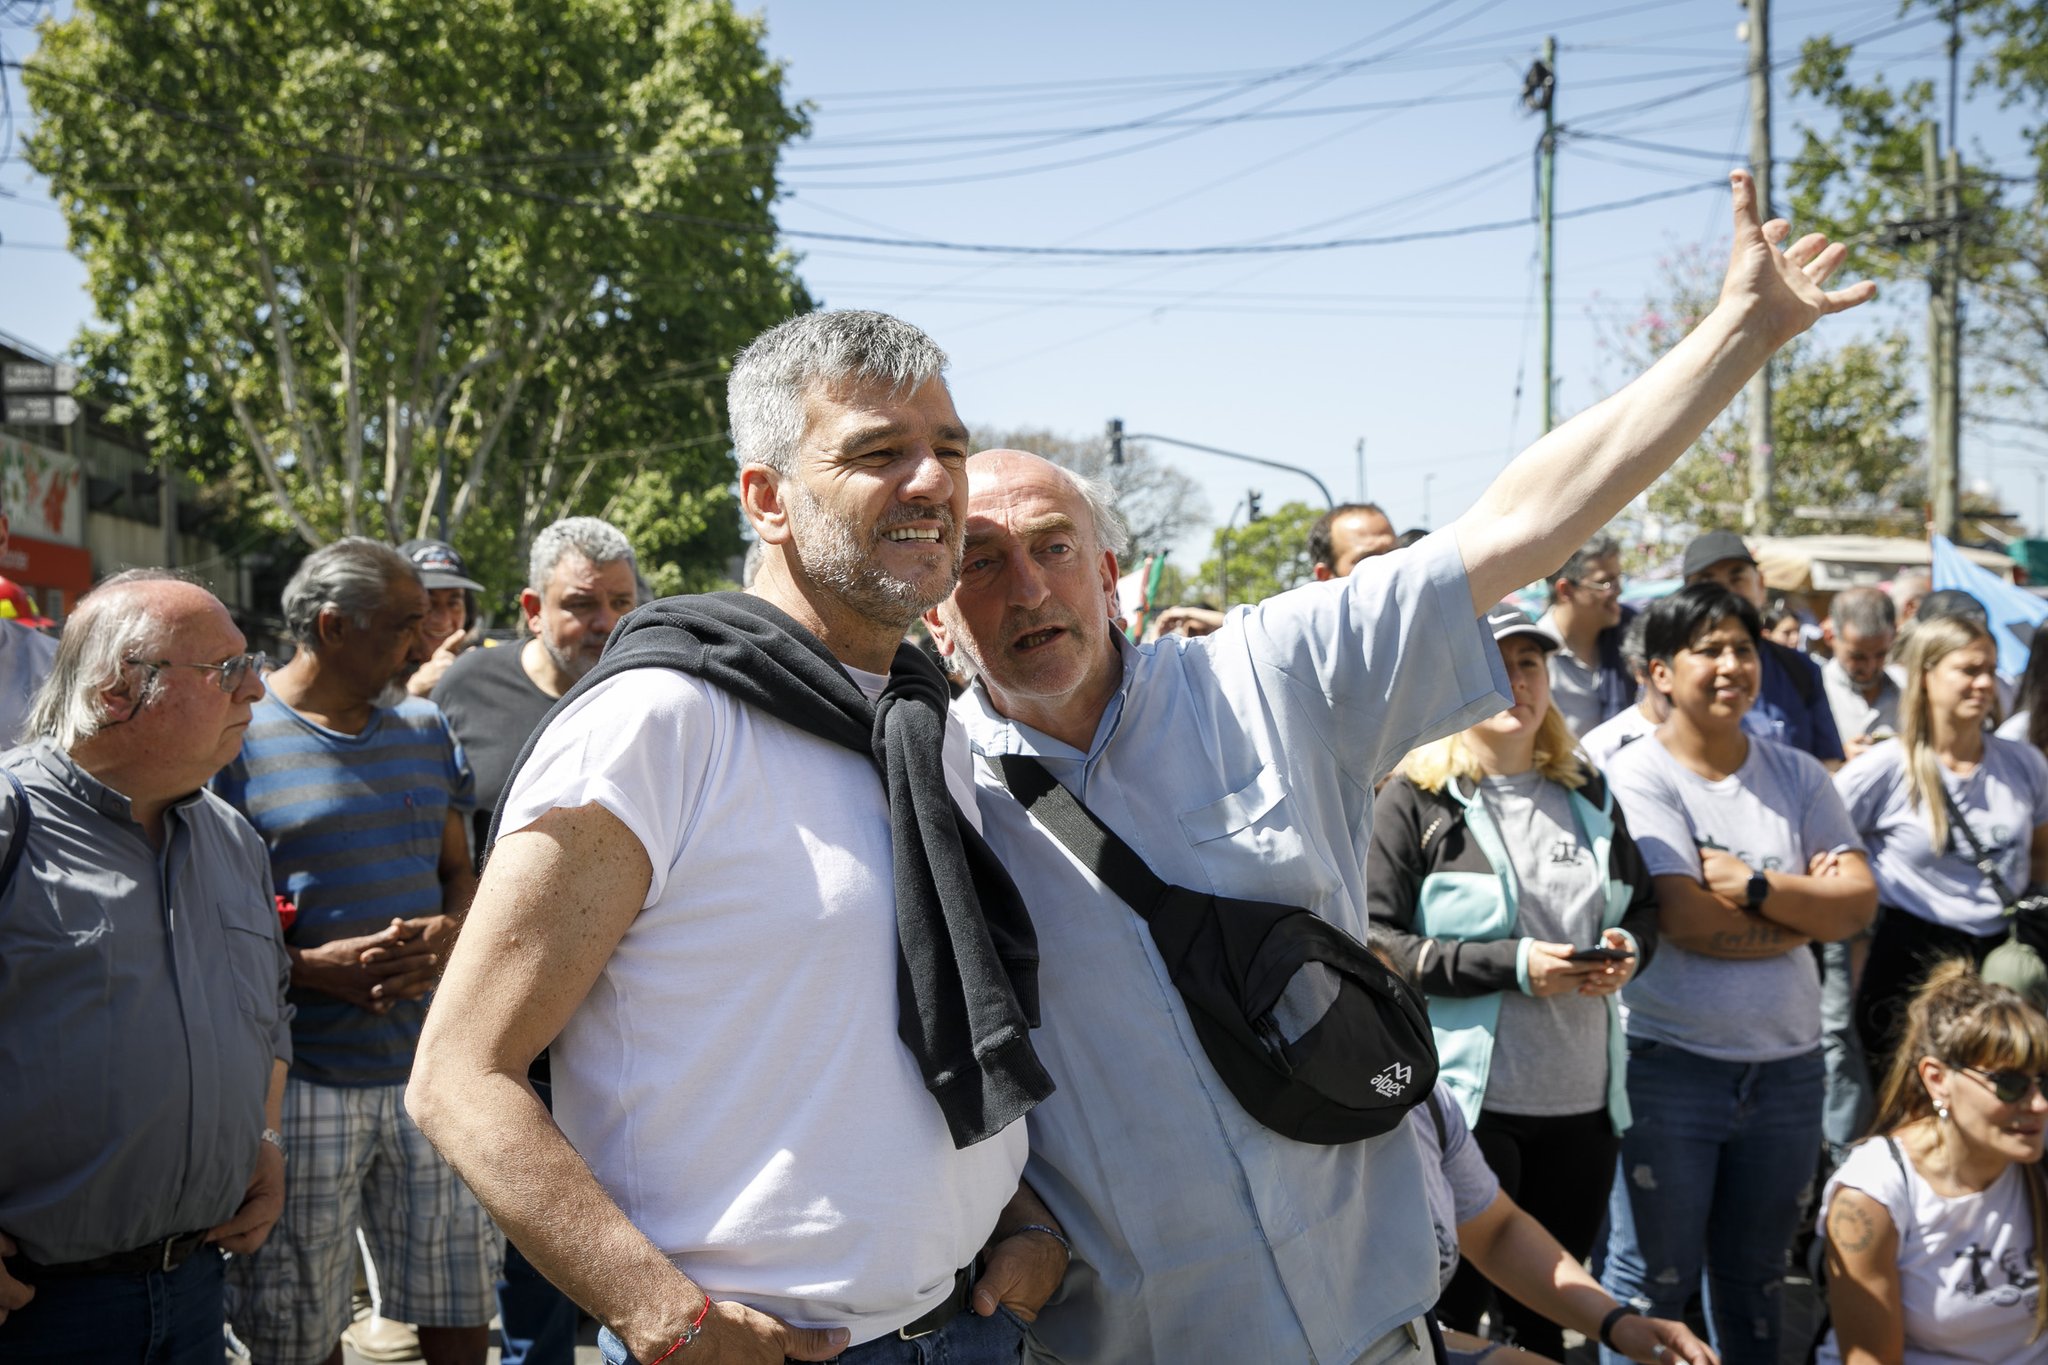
top-left (1838, 613), bottom-right (2048, 1081)
top-left (1368, 604), bottom-right (1659, 1360)
top-left (1817, 960), bottom-right (2048, 1364)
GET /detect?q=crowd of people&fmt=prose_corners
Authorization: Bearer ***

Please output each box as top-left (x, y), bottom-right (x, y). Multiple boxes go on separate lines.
top-left (3, 170), bottom-right (2045, 1365)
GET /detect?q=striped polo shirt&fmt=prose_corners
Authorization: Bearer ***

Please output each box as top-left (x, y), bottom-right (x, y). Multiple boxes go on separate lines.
top-left (216, 695), bottom-right (474, 1087)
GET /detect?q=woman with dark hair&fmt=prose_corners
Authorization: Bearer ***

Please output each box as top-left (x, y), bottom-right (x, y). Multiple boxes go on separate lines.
top-left (1816, 961), bottom-right (2048, 1364)
top-left (1370, 605), bottom-right (1660, 1360)
top-left (1762, 595), bottom-right (1805, 650)
top-left (1837, 613), bottom-right (2048, 1079)
top-left (1596, 583), bottom-right (1877, 1365)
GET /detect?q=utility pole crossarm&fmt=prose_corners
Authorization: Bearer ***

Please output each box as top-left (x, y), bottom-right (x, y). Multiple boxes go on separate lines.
top-left (1117, 430), bottom-right (1336, 508)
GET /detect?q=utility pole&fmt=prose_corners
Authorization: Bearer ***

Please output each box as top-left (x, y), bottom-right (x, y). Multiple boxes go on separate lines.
top-left (1524, 40), bottom-right (1558, 432)
top-left (1743, 0), bottom-right (1776, 534)
top-left (1355, 437), bottom-right (1366, 502)
top-left (1926, 120), bottom-right (1962, 540)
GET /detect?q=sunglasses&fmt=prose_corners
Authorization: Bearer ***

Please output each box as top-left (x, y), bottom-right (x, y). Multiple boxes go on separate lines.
top-left (1949, 1062), bottom-right (2048, 1105)
top-left (125, 651), bottom-right (269, 694)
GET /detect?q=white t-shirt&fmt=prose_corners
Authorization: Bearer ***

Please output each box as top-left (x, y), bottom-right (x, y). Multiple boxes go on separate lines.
top-left (1816, 1137), bottom-right (2048, 1365)
top-left (1836, 737), bottom-right (2048, 937)
top-left (498, 667), bottom-right (1027, 1345)
top-left (1408, 1084), bottom-right (1501, 1295)
top-left (1607, 732), bottom-right (1863, 1062)
top-left (1580, 704), bottom-right (1657, 772)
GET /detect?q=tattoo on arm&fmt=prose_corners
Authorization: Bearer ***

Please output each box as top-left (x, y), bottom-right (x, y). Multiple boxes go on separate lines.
top-left (1830, 1199), bottom-right (1878, 1255)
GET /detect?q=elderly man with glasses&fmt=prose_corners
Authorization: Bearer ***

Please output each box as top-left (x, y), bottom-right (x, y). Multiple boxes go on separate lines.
top-left (0, 570), bottom-right (290, 1364)
top-left (1538, 532), bottom-right (1634, 739)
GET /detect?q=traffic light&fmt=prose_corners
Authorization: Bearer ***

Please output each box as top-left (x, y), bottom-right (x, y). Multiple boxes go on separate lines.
top-left (1247, 488), bottom-right (1263, 522)
top-left (1106, 418), bottom-right (1125, 466)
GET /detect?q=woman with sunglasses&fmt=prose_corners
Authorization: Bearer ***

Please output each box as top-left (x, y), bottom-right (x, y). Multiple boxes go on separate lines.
top-left (1816, 960), bottom-right (2048, 1364)
top-left (1369, 605), bottom-right (1659, 1361)
top-left (1836, 614), bottom-right (2048, 1081)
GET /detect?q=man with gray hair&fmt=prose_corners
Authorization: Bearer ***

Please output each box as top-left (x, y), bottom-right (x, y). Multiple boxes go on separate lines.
top-left (410, 310), bottom-right (1064, 1365)
top-left (1538, 531), bottom-right (1633, 738)
top-left (0, 571), bottom-right (287, 1363)
top-left (214, 537), bottom-right (496, 1365)
top-left (923, 170), bottom-right (1873, 1363)
top-left (1822, 585), bottom-right (1902, 760)
top-left (433, 516), bottom-right (639, 854)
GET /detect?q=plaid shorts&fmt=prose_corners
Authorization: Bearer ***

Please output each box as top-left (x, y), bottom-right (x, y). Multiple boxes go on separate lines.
top-left (224, 1077), bottom-right (504, 1365)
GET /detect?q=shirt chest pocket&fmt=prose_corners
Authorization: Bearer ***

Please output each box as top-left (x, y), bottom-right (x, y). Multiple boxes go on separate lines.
top-left (221, 921), bottom-right (285, 1033)
top-left (1176, 763), bottom-right (1342, 907)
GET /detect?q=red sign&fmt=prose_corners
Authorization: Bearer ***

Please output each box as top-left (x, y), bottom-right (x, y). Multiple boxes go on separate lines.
top-left (0, 534), bottom-right (93, 615)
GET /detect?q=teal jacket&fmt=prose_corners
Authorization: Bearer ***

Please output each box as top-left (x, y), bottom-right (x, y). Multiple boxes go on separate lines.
top-left (1366, 770), bottom-right (1659, 1133)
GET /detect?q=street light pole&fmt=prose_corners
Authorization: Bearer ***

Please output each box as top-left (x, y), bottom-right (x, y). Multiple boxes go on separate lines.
top-left (1108, 423), bottom-right (1336, 508)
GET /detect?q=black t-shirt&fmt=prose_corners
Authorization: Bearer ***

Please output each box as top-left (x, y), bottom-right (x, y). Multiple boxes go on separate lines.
top-left (430, 641), bottom-right (559, 856)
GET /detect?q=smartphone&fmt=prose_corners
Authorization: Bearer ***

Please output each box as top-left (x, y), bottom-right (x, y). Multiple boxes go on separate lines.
top-left (1569, 945), bottom-right (1634, 963)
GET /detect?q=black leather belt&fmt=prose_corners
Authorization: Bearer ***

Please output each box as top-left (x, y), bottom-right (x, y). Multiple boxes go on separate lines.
top-left (897, 1258), bottom-right (980, 1341)
top-left (8, 1229), bottom-right (213, 1279)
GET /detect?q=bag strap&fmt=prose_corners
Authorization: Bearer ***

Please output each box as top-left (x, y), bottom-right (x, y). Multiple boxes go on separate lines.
top-left (0, 768), bottom-right (32, 892)
top-left (1882, 1135), bottom-right (1914, 1239)
top-left (1935, 779), bottom-right (2022, 910)
top-left (1427, 1087), bottom-right (1450, 1150)
top-left (988, 754), bottom-right (1170, 918)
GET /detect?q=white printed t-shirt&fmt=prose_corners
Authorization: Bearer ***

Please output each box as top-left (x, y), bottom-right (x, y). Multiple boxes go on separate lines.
top-left (1607, 732), bottom-right (1862, 1062)
top-left (1836, 735), bottom-right (2048, 937)
top-left (497, 666), bottom-right (1027, 1345)
top-left (1815, 1137), bottom-right (2047, 1365)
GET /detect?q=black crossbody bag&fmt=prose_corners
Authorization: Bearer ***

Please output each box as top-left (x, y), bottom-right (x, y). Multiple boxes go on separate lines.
top-left (992, 754), bottom-right (1437, 1144)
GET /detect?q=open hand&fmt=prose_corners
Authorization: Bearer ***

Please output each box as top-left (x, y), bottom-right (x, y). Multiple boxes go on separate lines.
top-left (1717, 168), bottom-right (1876, 348)
top-left (1610, 1308), bottom-right (1721, 1365)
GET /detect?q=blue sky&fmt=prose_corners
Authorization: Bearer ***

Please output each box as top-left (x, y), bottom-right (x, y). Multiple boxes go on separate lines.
top-left (4, 0), bottom-right (2042, 564)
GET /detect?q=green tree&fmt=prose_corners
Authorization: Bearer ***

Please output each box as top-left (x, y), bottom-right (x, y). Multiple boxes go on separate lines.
top-left (1787, 1), bottom-right (2048, 447)
top-left (25, 0), bottom-right (810, 590)
top-left (1195, 500), bottom-right (1323, 607)
top-left (1597, 245), bottom-right (1923, 535)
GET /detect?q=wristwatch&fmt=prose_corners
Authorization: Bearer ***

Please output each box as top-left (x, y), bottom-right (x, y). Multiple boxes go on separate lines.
top-left (1745, 871), bottom-right (1771, 911)
top-left (261, 1127), bottom-right (287, 1163)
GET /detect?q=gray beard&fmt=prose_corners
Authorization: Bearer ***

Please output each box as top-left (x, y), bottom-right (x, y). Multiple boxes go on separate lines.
top-left (539, 631), bottom-right (597, 684)
top-left (785, 481), bottom-right (959, 628)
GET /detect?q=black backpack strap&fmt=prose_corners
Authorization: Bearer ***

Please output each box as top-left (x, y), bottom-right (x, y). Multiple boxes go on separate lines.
top-left (988, 754), bottom-right (1170, 918)
top-left (1427, 1088), bottom-right (1450, 1150)
top-left (0, 768), bottom-right (32, 891)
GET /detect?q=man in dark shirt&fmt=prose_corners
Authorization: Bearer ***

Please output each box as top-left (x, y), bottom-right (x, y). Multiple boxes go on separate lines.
top-left (431, 517), bottom-right (639, 853)
top-left (1681, 530), bottom-right (1843, 765)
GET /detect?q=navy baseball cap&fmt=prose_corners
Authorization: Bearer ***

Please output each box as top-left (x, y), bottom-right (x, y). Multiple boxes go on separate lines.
top-left (398, 538), bottom-right (484, 593)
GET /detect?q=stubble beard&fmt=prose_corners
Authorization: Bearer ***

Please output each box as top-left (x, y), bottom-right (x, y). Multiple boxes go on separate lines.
top-left (785, 479), bottom-right (961, 629)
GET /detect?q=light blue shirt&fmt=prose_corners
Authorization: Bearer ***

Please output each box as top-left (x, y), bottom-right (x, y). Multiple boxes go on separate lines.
top-left (954, 531), bottom-right (1510, 1365)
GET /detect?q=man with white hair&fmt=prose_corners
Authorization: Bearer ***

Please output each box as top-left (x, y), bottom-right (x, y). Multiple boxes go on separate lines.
top-left (216, 537), bottom-right (494, 1365)
top-left (0, 571), bottom-right (287, 1362)
top-left (923, 171), bottom-right (1874, 1362)
top-left (410, 311), bottom-right (1065, 1365)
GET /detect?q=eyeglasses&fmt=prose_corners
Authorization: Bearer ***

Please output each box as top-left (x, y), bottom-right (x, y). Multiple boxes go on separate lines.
top-left (1949, 1062), bottom-right (2048, 1105)
top-left (1575, 576), bottom-right (1625, 595)
top-left (125, 651), bottom-right (269, 694)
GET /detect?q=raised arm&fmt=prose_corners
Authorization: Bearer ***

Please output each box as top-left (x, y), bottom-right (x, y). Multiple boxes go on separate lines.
top-left (406, 803), bottom-right (849, 1365)
top-left (1456, 170), bottom-right (1874, 612)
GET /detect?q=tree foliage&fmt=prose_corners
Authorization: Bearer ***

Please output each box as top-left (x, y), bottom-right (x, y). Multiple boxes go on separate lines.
top-left (968, 425), bottom-right (1210, 561)
top-left (1194, 499), bottom-right (1323, 608)
top-left (1788, 0), bottom-right (2048, 445)
top-left (25, 0), bottom-right (811, 591)
top-left (1598, 245), bottom-right (1922, 536)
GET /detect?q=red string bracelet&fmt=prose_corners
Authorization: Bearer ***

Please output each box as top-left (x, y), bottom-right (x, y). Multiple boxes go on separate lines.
top-left (644, 1298), bottom-right (712, 1365)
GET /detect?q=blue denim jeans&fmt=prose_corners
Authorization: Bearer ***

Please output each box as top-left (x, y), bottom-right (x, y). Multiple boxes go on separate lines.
top-left (599, 1304), bottom-right (1024, 1365)
top-left (0, 1244), bottom-right (226, 1364)
top-left (1599, 1040), bottom-right (1823, 1365)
